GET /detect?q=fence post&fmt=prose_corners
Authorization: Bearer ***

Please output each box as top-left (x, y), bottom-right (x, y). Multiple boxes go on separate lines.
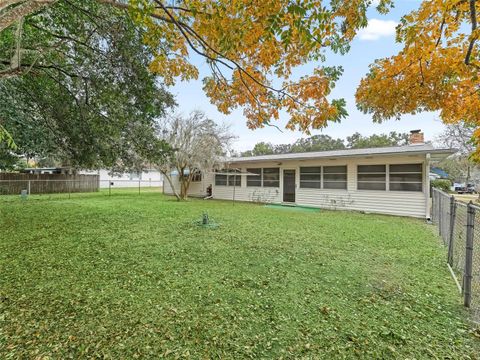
top-left (464, 201), bottom-right (475, 307)
top-left (27, 180), bottom-right (31, 195)
top-left (138, 179), bottom-right (141, 195)
top-left (438, 193), bottom-right (442, 236)
top-left (447, 195), bottom-right (456, 265)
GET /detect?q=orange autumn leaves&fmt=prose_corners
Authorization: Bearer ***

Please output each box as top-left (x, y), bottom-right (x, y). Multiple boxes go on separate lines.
top-left (356, 0), bottom-right (480, 157)
top-left (131, 0), bottom-right (480, 156)
top-left (130, 0), bottom-right (380, 132)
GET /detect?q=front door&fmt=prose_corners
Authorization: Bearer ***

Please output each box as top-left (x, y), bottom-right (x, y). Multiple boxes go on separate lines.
top-left (283, 169), bottom-right (296, 203)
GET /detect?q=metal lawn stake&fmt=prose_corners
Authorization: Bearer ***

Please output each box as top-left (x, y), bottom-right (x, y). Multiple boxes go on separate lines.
top-left (464, 201), bottom-right (475, 307)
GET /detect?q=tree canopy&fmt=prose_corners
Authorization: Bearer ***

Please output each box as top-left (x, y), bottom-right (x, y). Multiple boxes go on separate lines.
top-left (0, 0), bottom-right (175, 170)
top-left (240, 131), bottom-right (410, 156)
top-left (2, 1), bottom-right (480, 156)
top-left (356, 1), bottom-right (480, 157)
top-left (1, 0), bottom-right (394, 133)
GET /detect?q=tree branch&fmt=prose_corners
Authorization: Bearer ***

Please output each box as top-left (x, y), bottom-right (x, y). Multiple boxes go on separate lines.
top-left (465, 0), bottom-right (479, 68)
top-left (0, 0), bottom-right (57, 32)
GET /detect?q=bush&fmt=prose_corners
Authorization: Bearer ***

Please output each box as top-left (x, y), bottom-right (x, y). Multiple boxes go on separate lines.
top-left (431, 179), bottom-right (451, 193)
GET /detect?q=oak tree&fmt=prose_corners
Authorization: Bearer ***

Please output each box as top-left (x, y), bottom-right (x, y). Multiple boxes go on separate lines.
top-left (0, 0), bottom-right (175, 169)
top-left (356, 1), bottom-right (480, 156)
top-left (1, 0), bottom-right (394, 132)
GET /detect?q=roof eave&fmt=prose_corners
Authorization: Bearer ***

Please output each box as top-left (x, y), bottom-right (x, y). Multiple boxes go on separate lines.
top-left (226, 148), bottom-right (456, 164)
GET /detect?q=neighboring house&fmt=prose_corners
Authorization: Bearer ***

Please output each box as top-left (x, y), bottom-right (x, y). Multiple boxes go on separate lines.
top-left (80, 169), bottom-right (163, 188)
top-left (164, 131), bottom-right (454, 218)
top-left (430, 167), bottom-right (449, 179)
top-left (21, 167), bottom-right (75, 175)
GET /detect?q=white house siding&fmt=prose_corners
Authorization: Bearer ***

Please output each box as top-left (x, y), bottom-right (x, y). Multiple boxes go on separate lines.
top-left (81, 169), bottom-right (163, 188)
top-left (163, 154), bottom-right (430, 218)
top-left (163, 173), bottom-right (211, 197)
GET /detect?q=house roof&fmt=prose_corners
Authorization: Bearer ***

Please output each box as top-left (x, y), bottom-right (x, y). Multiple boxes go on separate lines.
top-left (227, 143), bottom-right (456, 164)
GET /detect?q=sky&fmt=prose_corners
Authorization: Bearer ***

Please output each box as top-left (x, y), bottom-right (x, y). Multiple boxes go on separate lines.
top-left (170, 0), bottom-right (444, 153)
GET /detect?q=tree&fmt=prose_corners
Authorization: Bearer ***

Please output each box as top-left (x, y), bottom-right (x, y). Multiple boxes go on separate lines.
top-left (240, 131), bottom-right (410, 157)
top-left (0, 1), bottom-right (175, 170)
top-left (290, 134), bottom-right (345, 153)
top-left (1, 0), bottom-right (395, 133)
top-left (241, 142), bottom-right (275, 157)
top-left (155, 111), bottom-right (235, 200)
top-left (356, 1), bottom-right (480, 156)
top-left (436, 122), bottom-right (476, 184)
top-left (346, 131), bottom-right (409, 149)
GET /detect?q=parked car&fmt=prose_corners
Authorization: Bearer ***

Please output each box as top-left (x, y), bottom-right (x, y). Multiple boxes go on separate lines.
top-left (455, 183), bottom-right (477, 194)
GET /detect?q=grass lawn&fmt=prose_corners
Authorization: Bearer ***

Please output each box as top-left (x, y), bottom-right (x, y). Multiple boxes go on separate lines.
top-left (1, 190), bottom-right (479, 358)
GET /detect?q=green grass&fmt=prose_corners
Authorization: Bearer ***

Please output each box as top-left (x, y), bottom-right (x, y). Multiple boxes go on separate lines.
top-left (1, 190), bottom-right (479, 358)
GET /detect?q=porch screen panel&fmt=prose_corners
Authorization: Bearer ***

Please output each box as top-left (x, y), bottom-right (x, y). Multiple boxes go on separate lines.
top-left (300, 167), bottom-right (321, 189)
top-left (227, 169), bottom-right (241, 186)
top-left (246, 168), bottom-right (262, 187)
top-left (215, 171), bottom-right (227, 186)
top-left (263, 168), bottom-right (280, 187)
top-left (357, 165), bottom-right (386, 190)
top-left (323, 166), bottom-right (347, 189)
top-left (389, 164), bottom-right (422, 191)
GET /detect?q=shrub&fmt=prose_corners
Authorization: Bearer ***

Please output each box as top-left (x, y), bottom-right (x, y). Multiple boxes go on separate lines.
top-left (431, 179), bottom-right (451, 193)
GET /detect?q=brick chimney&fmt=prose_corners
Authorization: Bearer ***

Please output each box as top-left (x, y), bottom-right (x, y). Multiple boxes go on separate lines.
top-left (409, 129), bottom-right (424, 145)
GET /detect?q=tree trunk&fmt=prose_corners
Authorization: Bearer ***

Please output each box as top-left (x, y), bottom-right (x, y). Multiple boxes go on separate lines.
top-left (160, 170), bottom-right (180, 200)
top-left (179, 174), bottom-right (191, 200)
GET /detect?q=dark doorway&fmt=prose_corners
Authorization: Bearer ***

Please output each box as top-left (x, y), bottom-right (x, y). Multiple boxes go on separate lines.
top-left (283, 169), bottom-right (296, 203)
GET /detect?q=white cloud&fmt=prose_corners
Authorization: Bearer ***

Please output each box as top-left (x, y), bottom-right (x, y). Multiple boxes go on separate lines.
top-left (358, 19), bottom-right (398, 41)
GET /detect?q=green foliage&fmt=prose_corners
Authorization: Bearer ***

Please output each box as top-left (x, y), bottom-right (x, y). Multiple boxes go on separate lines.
top-left (346, 131), bottom-right (410, 149)
top-left (1, 191), bottom-right (478, 358)
top-left (431, 179), bottom-right (452, 193)
top-left (0, 0), bottom-right (174, 170)
top-left (0, 125), bottom-right (16, 149)
top-left (436, 157), bottom-right (473, 182)
top-left (241, 131), bottom-right (409, 157)
top-left (243, 142), bottom-right (275, 156)
top-left (290, 134), bottom-right (345, 153)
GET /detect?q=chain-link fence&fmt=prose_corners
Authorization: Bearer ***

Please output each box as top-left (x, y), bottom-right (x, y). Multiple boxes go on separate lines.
top-left (0, 179), bottom-right (163, 199)
top-left (431, 188), bottom-right (480, 323)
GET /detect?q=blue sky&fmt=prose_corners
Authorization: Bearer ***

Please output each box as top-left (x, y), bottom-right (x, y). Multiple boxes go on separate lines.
top-left (171, 0), bottom-right (443, 152)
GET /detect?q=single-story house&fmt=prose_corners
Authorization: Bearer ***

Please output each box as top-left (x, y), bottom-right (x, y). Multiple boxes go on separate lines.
top-left (80, 169), bottom-right (163, 188)
top-left (164, 131), bottom-right (454, 218)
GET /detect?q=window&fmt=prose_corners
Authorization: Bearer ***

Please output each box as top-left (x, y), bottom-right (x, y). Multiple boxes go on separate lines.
top-left (389, 164), bottom-right (422, 192)
top-left (228, 169), bottom-right (241, 186)
top-left (357, 165), bottom-right (386, 190)
top-left (300, 167), bottom-right (321, 189)
top-left (263, 168), bottom-right (280, 187)
top-left (215, 169), bottom-right (241, 187)
top-left (300, 166), bottom-right (347, 190)
top-left (181, 169), bottom-right (202, 182)
top-left (247, 168), bottom-right (262, 187)
top-left (323, 166), bottom-right (347, 189)
top-left (357, 164), bottom-right (423, 192)
top-left (191, 170), bottom-right (202, 182)
top-left (215, 171), bottom-right (227, 186)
